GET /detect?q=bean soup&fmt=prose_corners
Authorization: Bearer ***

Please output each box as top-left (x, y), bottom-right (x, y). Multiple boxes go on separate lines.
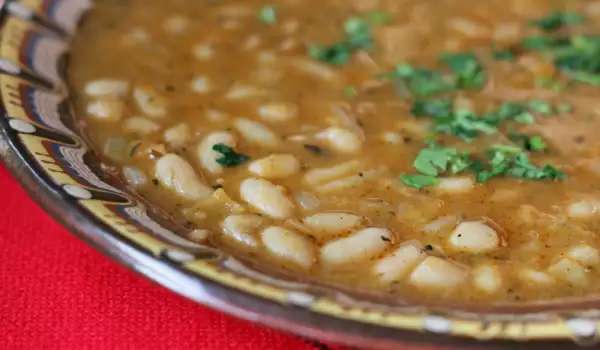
top-left (68, 0), bottom-right (600, 304)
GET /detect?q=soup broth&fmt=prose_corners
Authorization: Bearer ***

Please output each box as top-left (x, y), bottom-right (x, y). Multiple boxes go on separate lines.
top-left (69, 0), bottom-right (600, 303)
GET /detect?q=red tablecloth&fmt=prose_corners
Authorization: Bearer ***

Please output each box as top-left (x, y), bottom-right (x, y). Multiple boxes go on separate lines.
top-left (0, 164), bottom-right (344, 349)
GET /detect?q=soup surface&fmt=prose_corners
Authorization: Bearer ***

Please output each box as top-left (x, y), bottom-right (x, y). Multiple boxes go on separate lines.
top-left (69, 0), bottom-right (600, 304)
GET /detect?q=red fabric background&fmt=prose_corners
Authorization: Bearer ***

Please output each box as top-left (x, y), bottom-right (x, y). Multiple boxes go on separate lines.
top-left (0, 164), bottom-right (348, 349)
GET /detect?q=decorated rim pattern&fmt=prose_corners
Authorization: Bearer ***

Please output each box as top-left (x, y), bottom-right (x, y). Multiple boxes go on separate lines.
top-left (0, 0), bottom-right (599, 348)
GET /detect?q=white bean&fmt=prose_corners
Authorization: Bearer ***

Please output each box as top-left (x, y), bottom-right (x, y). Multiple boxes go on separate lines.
top-left (548, 258), bottom-right (588, 287)
top-left (261, 226), bottom-right (315, 269)
top-left (567, 200), bottom-right (600, 218)
top-left (409, 257), bottom-right (467, 289)
top-left (122, 166), bottom-right (148, 186)
top-left (163, 123), bottom-right (191, 146)
top-left (155, 154), bottom-right (212, 200)
top-left (226, 83), bottom-right (263, 100)
top-left (316, 127), bottom-right (362, 153)
top-left (248, 154), bottom-right (300, 179)
top-left (121, 27), bottom-right (150, 46)
top-left (133, 86), bottom-right (168, 118)
top-left (435, 177), bottom-right (475, 193)
top-left (374, 241), bottom-right (426, 283)
top-left (162, 15), bottom-right (189, 34)
top-left (190, 76), bottom-right (212, 94)
top-left (447, 18), bottom-right (490, 39)
top-left (197, 131), bottom-right (236, 174)
top-left (187, 229), bottom-right (210, 242)
top-left (304, 160), bottom-right (362, 186)
top-left (240, 178), bottom-right (295, 219)
top-left (493, 22), bottom-right (522, 42)
top-left (205, 109), bottom-right (229, 123)
top-left (221, 214), bottom-right (264, 249)
top-left (473, 265), bottom-right (502, 294)
top-left (567, 245), bottom-right (600, 266)
top-left (86, 99), bottom-right (126, 121)
top-left (233, 118), bottom-right (281, 147)
top-left (448, 221), bottom-right (499, 254)
top-left (84, 79), bottom-right (129, 98)
top-left (291, 58), bottom-right (339, 81)
top-left (380, 131), bottom-right (402, 145)
top-left (193, 43), bottom-right (215, 61)
top-left (124, 116), bottom-right (161, 134)
top-left (518, 268), bottom-right (555, 286)
top-left (188, 188), bottom-right (245, 218)
top-left (320, 227), bottom-right (393, 266)
top-left (258, 103), bottom-right (298, 122)
top-left (302, 212), bottom-right (363, 238)
top-left (294, 191), bottom-right (320, 211)
top-left (242, 35), bottom-right (261, 50)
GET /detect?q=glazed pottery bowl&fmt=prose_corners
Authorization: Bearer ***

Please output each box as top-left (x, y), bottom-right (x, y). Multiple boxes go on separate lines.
top-left (0, 1), bottom-right (598, 348)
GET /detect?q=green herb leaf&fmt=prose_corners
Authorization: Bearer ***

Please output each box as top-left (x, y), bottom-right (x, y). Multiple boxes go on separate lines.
top-left (212, 143), bottom-right (250, 167)
top-left (439, 52), bottom-right (487, 89)
top-left (380, 64), bottom-right (455, 97)
top-left (492, 48), bottom-right (516, 61)
top-left (365, 10), bottom-right (391, 24)
top-left (344, 85), bottom-right (357, 98)
top-left (508, 153), bottom-right (567, 180)
top-left (509, 132), bottom-right (547, 152)
top-left (471, 146), bottom-right (565, 182)
top-left (520, 36), bottom-right (569, 50)
top-left (531, 12), bottom-right (585, 32)
top-left (308, 43), bottom-right (352, 65)
top-left (527, 135), bottom-right (548, 151)
top-left (308, 16), bottom-right (373, 65)
top-left (535, 77), bottom-right (566, 91)
top-left (413, 146), bottom-right (457, 176)
top-left (411, 99), bottom-right (453, 118)
top-left (527, 100), bottom-right (554, 115)
top-left (514, 111), bottom-right (536, 124)
top-left (434, 110), bottom-right (497, 142)
top-left (557, 103), bottom-right (572, 113)
top-left (399, 174), bottom-right (440, 189)
top-left (257, 5), bottom-right (277, 24)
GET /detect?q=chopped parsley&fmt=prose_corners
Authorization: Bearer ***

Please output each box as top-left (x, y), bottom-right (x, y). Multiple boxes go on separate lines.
top-left (557, 103), bottom-right (573, 113)
top-left (400, 144), bottom-right (471, 189)
top-left (433, 109), bottom-right (497, 142)
top-left (410, 98), bottom-right (453, 119)
top-left (380, 52), bottom-right (486, 97)
top-left (212, 143), bottom-right (250, 167)
top-left (308, 16), bottom-right (373, 65)
top-left (439, 52), bottom-right (487, 89)
top-left (365, 10), bottom-right (391, 25)
top-left (527, 100), bottom-right (554, 115)
top-left (508, 153), bottom-right (567, 180)
top-left (509, 132), bottom-right (548, 152)
top-left (257, 5), bottom-right (277, 24)
top-left (412, 144), bottom-right (470, 176)
top-left (492, 48), bottom-right (516, 61)
top-left (381, 64), bottom-right (455, 97)
top-left (530, 12), bottom-right (585, 32)
top-left (399, 174), bottom-right (440, 189)
top-left (535, 77), bottom-right (566, 91)
top-left (344, 85), bottom-right (357, 98)
top-left (472, 146), bottom-right (566, 182)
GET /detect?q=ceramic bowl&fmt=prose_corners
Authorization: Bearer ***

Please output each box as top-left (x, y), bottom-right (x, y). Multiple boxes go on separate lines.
top-left (0, 1), bottom-right (597, 348)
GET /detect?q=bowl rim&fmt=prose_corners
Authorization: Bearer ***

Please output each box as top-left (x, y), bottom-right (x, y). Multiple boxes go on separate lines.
top-left (0, 0), bottom-right (599, 348)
